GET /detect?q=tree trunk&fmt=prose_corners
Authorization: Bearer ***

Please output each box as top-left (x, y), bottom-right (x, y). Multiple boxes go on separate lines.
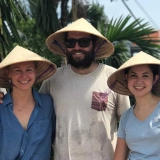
top-left (60, 0), bottom-right (69, 66)
top-left (61, 0), bottom-right (69, 27)
top-left (72, 0), bottom-right (77, 21)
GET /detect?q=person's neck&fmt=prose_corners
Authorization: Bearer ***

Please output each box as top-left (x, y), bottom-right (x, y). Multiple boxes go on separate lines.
top-left (135, 93), bottom-right (160, 110)
top-left (71, 61), bottom-right (99, 75)
top-left (11, 88), bottom-right (34, 105)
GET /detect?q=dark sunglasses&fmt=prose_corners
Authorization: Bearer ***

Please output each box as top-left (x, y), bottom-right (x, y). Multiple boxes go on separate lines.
top-left (66, 38), bottom-right (92, 48)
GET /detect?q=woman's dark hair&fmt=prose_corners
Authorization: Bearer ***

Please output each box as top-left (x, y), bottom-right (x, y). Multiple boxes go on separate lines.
top-left (124, 67), bottom-right (130, 75)
top-left (148, 64), bottom-right (160, 76)
top-left (125, 64), bottom-right (160, 77)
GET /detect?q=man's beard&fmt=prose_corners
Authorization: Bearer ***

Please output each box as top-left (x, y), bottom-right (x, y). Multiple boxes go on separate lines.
top-left (66, 49), bottom-right (95, 69)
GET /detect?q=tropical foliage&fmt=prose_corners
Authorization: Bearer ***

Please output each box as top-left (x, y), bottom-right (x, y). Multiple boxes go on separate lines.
top-left (35, 0), bottom-right (60, 36)
top-left (1, 0), bottom-right (160, 71)
top-left (87, 2), bottom-right (110, 29)
top-left (1, 0), bottom-right (160, 159)
top-left (98, 15), bottom-right (160, 68)
top-left (0, 0), bottom-right (28, 59)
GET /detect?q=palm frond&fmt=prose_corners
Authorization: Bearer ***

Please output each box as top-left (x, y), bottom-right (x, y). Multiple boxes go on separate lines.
top-left (0, 0), bottom-right (28, 58)
top-left (35, 0), bottom-right (60, 36)
top-left (107, 15), bottom-right (160, 55)
top-left (98, 15), bottom-right (160, 68)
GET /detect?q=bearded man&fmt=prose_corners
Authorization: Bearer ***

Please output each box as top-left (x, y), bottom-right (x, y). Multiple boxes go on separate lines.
top-left (39, 18), bottom-right (130, 160)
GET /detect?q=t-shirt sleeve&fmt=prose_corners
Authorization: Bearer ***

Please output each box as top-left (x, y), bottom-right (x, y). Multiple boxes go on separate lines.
top-left (39, 78), bottom-right (51, 94)
top-left (117, 108), bottom-right (130, 139)
top-left (0, 88), bottom-right (7, 95)
top-left (116, 93), bottom-right (130, 116)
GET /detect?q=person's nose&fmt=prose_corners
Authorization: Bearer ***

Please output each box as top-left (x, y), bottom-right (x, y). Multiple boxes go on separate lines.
top-left (74, 41), bottom-right (81, 49)
top-left (136, 77), bottom-right (143, 83)
top-left (21, 71), bottom-right (27, 77)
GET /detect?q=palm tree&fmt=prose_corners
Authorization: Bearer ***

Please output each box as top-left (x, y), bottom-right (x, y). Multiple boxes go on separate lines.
top-left (32, 1), bottom-right (160, 69)
top-left (35, 0), bottom-right (60, 37)
top-left (61, 0), bottom-right (69, 27)
top-left (67, 1), bottom-right (109, 29)
top-left (87, 2), bottom-right (110, 29)
top-left (98, 15), bottom-right (160, 68)
top-left (0, 0), bottom-right (27, 59)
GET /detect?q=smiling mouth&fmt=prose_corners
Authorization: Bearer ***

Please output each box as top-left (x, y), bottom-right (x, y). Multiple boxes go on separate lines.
top-left (74, 52), bottom-right (83, 55)
top-left (134, 86), bottom-right (144, 89)
top-left (19, 80), bottom-right (30, 84)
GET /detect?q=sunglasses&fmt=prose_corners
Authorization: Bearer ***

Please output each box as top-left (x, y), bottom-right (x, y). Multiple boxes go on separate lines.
top-left (66, 38), bottom-right (92, 48)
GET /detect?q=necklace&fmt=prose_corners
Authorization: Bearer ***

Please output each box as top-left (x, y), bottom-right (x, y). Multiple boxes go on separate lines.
top-left (15, 106), bottom-right (27, 112)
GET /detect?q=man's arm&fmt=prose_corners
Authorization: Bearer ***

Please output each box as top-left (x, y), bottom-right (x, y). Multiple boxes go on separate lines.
top-left (117, 93), bottom-right (130, 118)
top-left (39, 79), bottom-right (50, 94)
top-left (0, 88), bottom-right (7, 103)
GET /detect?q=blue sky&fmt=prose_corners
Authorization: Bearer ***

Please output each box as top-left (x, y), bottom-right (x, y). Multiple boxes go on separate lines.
top-left (89, 0), bottom-right (160, 30)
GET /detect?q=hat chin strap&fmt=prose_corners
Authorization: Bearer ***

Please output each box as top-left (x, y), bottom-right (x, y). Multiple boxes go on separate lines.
top-left (0, 76), bottom-right (9, 83)
top-left (0, 76), bottom-right (16, 88)
top-left (93, 40), bottom-right (107, 56)
top-left (109, 80), bottom-right (117, 91)
top-left (35, 64), bottom-right (55, 83)
top-left (52, 40), bottom-right (66, 55)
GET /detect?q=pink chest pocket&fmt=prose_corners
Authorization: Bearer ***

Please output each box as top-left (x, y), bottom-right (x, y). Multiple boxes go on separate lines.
top-left (91, 91), bottom-right (109, 111)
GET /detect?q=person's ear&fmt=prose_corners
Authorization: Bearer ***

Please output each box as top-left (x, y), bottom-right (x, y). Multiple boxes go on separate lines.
top-left (125, 74), bottom-right (128, 80)
top-left (153, 75), bottom-right (159, 85)
top-left (5, 68), bottom-right (10, 78)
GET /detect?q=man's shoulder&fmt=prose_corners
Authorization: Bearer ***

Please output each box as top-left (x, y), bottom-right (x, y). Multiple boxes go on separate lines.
top-left (57, 65), bottom-right (69, 72)
top-left (100, 63), bottom-right (117, 74)
top-left (55, 65), bottom-right (70, 74)
top-left (46, 65), bottom-right (69, 80)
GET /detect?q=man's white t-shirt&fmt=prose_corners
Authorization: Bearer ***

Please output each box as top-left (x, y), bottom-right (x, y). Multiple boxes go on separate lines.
top-left (40, 63), bottom-right (130, 160)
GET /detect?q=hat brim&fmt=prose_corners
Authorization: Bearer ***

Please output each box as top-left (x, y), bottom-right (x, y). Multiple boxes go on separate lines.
top-left (107, 51), bottom-right (160, 95)
top-left (0, 46), bottom-right (57, 88)
top-left (0, 60), bottom-right (56, 88)
top-left (46, 18), bottom-right (114, 60)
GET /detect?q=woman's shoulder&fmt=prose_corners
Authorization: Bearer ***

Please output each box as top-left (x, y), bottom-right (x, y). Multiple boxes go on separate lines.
top-left (36, 91), bottom-right (52, 100)
top-left (120, 106), bottom-right (133, 122)
top-left (39, 93), bottom-right (52, 101)
top-left (33, 89), bottom-right (53, 105)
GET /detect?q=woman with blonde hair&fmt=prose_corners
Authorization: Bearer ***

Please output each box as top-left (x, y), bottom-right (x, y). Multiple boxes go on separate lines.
top-left (0, 46), bottom-right (57, 160)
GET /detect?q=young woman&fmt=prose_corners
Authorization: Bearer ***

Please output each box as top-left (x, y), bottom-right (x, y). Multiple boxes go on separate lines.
top-left (107, 51), bottom-right (160, 160)
top-left (0, 46), bottom-right (57, 160)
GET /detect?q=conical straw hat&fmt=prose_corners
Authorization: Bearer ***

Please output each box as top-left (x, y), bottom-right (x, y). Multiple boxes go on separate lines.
top-left (0, 45), bottom-right (57, 88)
top-left (107, 51), bottom-right (160, 95)
top-left (46, 18), bottom-right (114, 60)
